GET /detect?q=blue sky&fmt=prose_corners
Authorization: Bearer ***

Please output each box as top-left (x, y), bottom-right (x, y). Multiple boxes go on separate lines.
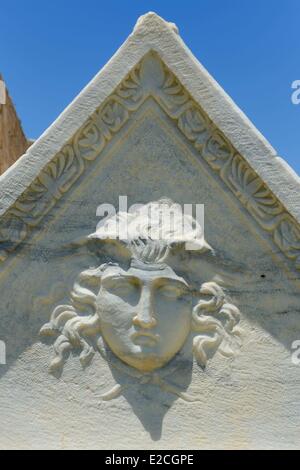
top-left (1, 0), bottom-right (299, 174)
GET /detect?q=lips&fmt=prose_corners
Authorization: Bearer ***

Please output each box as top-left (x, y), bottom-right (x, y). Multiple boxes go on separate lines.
top-left (131, 331), bottom-right (159, 347)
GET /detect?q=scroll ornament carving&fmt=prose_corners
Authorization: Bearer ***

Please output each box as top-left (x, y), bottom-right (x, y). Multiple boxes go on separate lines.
top-left (0, 53), bottom-right (299, 272)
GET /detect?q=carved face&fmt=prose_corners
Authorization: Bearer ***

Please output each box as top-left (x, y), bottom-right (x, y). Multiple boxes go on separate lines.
top-left (96, 264), bottom-right (192, 372)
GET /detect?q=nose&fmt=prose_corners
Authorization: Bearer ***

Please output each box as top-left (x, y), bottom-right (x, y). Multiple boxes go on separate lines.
top-left (133, 287), bottom-right (157, 329)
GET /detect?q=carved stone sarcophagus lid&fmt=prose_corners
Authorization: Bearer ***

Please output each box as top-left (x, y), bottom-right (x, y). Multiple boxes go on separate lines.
top-left (0, 12), bottom-right (299, 450)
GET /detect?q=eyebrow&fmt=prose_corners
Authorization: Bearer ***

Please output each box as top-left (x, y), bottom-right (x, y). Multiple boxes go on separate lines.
top-left (102, 274), bottom-right (190, 291)
top-left (102, 274), bottom-right (140, 284)
top-left (155, 277), bottom-right (189, 289)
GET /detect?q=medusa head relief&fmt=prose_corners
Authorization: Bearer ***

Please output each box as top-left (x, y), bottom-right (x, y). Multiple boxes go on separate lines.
top-left (40, 200), bottom-right (242, 401)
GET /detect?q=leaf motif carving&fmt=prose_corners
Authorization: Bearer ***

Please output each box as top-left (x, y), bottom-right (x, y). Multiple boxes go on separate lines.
top-left (202, 131), bottom-right (233, 170)
top-left (115, 65), bottom-right (144, 110)
top-left (178, 106), bottom-right (210, 150)
top-left (156, 66), bottom-right (190, 117)
top-left (0, 215), bottom-right (28, 255)
top-left (274, 217), bottom-right (300, 268)
top-left (75, 120), bottom-right (106, 161)
top-left (100, 100), bottom-right (129, 135)
top-left (222, 154), bottom-right (284, 231)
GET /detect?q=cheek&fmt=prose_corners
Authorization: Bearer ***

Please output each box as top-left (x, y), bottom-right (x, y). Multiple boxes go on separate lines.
top-left (97, 293), bottom-right (135, 330)
top-left (156, 298), bottom-right (192, 333)
top-left (172, 303), bottom-right (191, 331)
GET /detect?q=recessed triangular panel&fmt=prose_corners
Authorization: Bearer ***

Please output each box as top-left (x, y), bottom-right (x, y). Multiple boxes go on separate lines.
top-left (0, 13), bottom-right (299, 450)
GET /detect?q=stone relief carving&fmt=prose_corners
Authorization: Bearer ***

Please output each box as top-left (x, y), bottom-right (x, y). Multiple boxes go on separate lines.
top-left (40, 200), bottom-right (242, 401)
top-left (0, 52), bottom-right (299, 273)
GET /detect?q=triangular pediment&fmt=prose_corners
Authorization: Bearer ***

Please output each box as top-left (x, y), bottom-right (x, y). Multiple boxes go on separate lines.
top-left (1, 12), bottom-right (300, 450)
top-left (0, 12), bottom-right (299, 276)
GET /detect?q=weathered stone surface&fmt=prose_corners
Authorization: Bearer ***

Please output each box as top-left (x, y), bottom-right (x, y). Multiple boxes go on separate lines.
top-left (0, 12), bottom-right (299, 450)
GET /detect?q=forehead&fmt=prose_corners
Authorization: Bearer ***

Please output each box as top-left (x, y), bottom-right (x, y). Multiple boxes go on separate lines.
top-left (101, 264), bottom-right (188, 285)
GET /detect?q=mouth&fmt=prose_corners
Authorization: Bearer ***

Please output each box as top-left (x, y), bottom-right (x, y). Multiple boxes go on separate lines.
top-left (131, 331), bottom-right (160, 347)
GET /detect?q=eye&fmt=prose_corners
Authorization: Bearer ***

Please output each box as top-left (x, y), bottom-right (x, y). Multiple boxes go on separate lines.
top-left (158, 284), bottom-right (187, 299)
top-left (103, 278), bottom-right (139, 297)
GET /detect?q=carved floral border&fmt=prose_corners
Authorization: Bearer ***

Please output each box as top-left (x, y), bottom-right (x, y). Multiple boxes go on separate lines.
top-left (0, 54), bottom-right (299, 273)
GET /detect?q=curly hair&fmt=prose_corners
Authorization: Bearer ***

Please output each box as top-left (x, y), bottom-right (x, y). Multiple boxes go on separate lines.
top-left (40, 200), bottom-right (241, 374)
top-left (40, 266), bottom-right (241, 373)
top-left (40, 265), bottom-right (104, 372)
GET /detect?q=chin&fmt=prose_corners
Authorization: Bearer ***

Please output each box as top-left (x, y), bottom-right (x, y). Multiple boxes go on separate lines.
top-left (123, 352), bottom-right (170, 373)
